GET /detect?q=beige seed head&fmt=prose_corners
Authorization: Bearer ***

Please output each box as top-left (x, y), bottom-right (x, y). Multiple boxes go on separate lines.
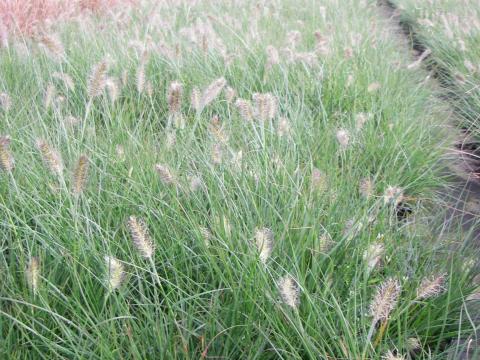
top-left (370, 278), bottom-right (401, 322)
top-left (168, 81), bottom-right (183, 113)
top-left (155, 164), bottom-right (176, 185)
top-left (26, 257), bottom-right (40, 293)
top-left (189, 175), bottom-right (204, 192)
top-left (363, 242), bottom-right (384, 272)
top-left (336, 129), bottom-right (350, 148)
top-left (199, 227), bottom-right (211, 247)
top-left (277, 117), bottom-right (291, 137)
top-left (255, 227), bottom-right (274, 264)
top-left (36, 139), bottom-right (63, 176)
top-left (253, 93), bottom-right (277, 122)
top-left (190, 87), bottom-right (201, 111)
top-left (265, 45), bottom-right (280, 71)
top-left (105, 256), bottom-right (125, 290)
top-left (199, 77), bottom-right (227, 111)
top-left (128, 216), bottom-right (154, 258)
top-left (224, 86), bottom-right (236, 103)
top-left (38, 33), bottom-right (65, 60)
top-left (359, 177), bottom-right (374, 198)
top-left (0, 92), bottom-right (11, 111)
top-left (383, 350), bottom-right (405, 360)
top-left (87, 60), bottom-right (109, 98)
top-left (384, 186), bottom-right (403, 206)
top-left (136, 62), bottom-right (146, 94)
top-left (0, 135), bottom-right (14, 172)
top-left (416, 274), bottom-right (447, 300)
top-left (105, 77), bottom-right (120, 104)
top-left (235, 98), bottom-right (254, 121)
top-left (72, 155), bottom-right (89, 195)
top-left (278, 275), bottom-right (300, 308)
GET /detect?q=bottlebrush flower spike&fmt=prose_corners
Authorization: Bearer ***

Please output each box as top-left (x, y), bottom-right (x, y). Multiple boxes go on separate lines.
top-left (370, 278), bottom-right (401, 322)
top-left (168, 81), bottom-right (183, 113)
top-left (0, 92), bottom-right (12, 111)
top-left (105, 256), bottom-right (125, 291)
top-left (255, 227), bottom-right (274, 264)
top-left (383, 186), bottom-right (403, 206)
top-left (87, 59), bottom-right (109, 98)
top-left (416, 274), bottom-right (447, 300)
top-left (155, 164), bottom-right (176, 185)
top-left (278, 275), bottom-right (300, 308)
top-left (36, 139), bottom-right (63, 177)
top-left (199, 77), bottom-right (226, 112)
top-left (128, 216), bottom-right (154, 259)
top-left (363, 242), bottom-right (384, 273)
top-left (38, 33), bottom-right (65, 61)
top-left (26, 257), bottom-right (40, 294)
top-left (235, 98), bottom-right (253, 121)
top-left (0, 135), bottom-right (14, 172)
top-left (72, 155), bottom-right (89, 195)
top-left (336, 129), bottom-right (350, 148)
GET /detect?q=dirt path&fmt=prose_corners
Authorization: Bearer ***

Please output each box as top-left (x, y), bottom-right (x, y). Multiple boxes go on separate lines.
top-left (378, 1), bottom-right (480, 358)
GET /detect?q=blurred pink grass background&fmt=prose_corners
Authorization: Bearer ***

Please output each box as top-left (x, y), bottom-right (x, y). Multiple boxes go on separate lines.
top-left (0, 0), bottom-right (134, 41)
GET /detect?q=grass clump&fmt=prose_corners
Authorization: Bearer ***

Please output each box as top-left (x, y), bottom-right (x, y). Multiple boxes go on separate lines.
top-left (0, 0), bottom-right (478, 358)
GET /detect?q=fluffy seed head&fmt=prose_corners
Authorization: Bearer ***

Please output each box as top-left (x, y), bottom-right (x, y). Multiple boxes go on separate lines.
top-left (255, 227), bottom-right (274, 263)
top-left (278, 275), bottom-right (300, 308)
top-left (235, 98), bottom-right (254, 121)
top-left (87, 59), bottom-right (109, 98)
top-left (199, 227), bottom-right (211, 247)
top-left (105, 77), bottom-right (120, 104)
top-left (189, 175), bottom-right (204, 192)
top-left (199, 77), bottom-right (227, 111)
top-left (384, 186), bottom-right (403, 206)
top-left (26, 257), bottom-right (40, 293)
top-left (155, 164), bottom-right (176, 185)
top-left (168, 81), bottom-right (183, 113)
top-left (0, 135), bottom-right (14, 172)
top-left (72, 155), bottom-right (89, 195)
top-left (359, 177), bottom-right (374, 198)
top-left (363, 242), bottom-right (384, 272)
top-left (383, 350), bottom-right (405, 360)
top-left (224, 86), bottom-right (236, 103)
top-left (38, 33), bottom-right (65, 60)
top-left (370, 278), bottom-right (401, 322)
top-left (128, 216), bottom-right (154, 258)
top-left (36, 139), bottom-right (63, 176)
top-left (265, 45), bottom-right (280, 71)
top-left (416, 274), bottom-right (447, 300)
top-left (253, 93), bottom-right (277, 122)
top-left (136, 62), bottom-right (146, 94)
top-left (0, 92), bottom-right (11, 111)
top-left (105, 256), bottom-right (125, 291)
top-left (277, 117), bottom-right (291, 137)
top-left (336, 129), bottom-right (350, 148)
top-left (190, 87), bottom-right (201, 111)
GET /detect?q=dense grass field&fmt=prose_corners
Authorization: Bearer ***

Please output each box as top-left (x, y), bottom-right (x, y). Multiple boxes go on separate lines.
top-left (0, 0), bottom-right (479, 359)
